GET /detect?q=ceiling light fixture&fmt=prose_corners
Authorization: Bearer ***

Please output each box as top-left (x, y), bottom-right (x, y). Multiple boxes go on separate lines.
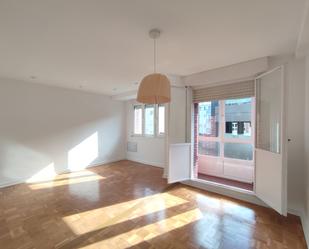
top-left (137, 29), bottom-right (171, 104)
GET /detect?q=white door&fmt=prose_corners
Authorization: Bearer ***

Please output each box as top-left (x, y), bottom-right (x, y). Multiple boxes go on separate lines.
top-left (255, 66), bottom-right (287, 215)
top-left (168, 143), bottom-right (191, 183)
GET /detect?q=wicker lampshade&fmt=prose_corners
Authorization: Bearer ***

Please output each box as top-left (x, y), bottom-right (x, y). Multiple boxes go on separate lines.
top-left (137, 73), bottom-right (171, 104)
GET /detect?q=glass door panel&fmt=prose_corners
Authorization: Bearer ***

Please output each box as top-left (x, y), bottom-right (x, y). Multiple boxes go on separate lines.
top-left (224, 143), bottom-right (253, 161)
top-left (197, 101), bottom-right (222, 177)
top-left (199, 140), bottom-right (220, 157)
top-left (224, 98), bottom-right (252, 140)
top-left (222, 97), bottom-right (254, 184)
top-left (198, 101), bottom-right (219, 138)
top-left (256, 73), bottom-right (281, 154)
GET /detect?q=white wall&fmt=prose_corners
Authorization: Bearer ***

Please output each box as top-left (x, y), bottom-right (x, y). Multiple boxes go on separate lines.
top-left (268, 56), bottom-right (306, 213)
top-left (0, 78), bottom-right (126, 187)
top-left (125, 100), bottom-right (166, 168)
top-left (303, 53), bottom-right (309, 243)
top-left (164, 87), bottom-right (188, 177)
top-left (286, 58), bottom-right (306, 213)
top-left (168, 87), bottom-right (187, 144)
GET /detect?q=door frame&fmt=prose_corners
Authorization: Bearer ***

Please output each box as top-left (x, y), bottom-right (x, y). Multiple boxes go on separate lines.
top-left (192, 97), bottom-right (256, 187)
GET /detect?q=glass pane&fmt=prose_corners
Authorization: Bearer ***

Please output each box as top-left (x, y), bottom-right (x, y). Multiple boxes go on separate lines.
top-left (158, 105), bottom-right (165, 135)
top-left (225, 98), bottom-right (252, 139)
top-left (198, 101), bottom-right (219, 137)
top-left (224, 143), bottom-right (253, 160)
top-left (134, 106), bottom-right (142, 135)
top-left (198, 141), bottom-right (220, 156)
top-left (256, 69), bottom-right (281, 153)
top-left (145, 105), bottom-right (155, 135)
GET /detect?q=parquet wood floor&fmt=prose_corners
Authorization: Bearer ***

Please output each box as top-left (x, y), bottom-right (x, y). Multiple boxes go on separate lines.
top-left (0, 160), bottom-right (307, 249)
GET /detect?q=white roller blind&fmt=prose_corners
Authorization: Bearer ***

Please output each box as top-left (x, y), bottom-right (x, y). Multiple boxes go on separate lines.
top-left (193, 80), bottom-right (255, 102)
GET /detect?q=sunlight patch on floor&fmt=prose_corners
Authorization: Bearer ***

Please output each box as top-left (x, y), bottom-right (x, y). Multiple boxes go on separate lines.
top-left (28, 170), bottom-right (104, 190)
top-left (63, 192), bottom-right (188, 235)
top-left (79, 209), bottom-right (203, 249)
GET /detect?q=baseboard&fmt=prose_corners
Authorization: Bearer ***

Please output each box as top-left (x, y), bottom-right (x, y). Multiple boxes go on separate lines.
top-left (0, 179), bottom-right (25, 188)
top-left (288, 208), bottom-right (303, 217)
top-left (299, 209), bottom-right (309, 247)
top-left (125, 156), bottom-right (165, 168)
top-left (0, 157), bottom-right (124, 189)
top-left (84, 157), bottom-right (126, 169)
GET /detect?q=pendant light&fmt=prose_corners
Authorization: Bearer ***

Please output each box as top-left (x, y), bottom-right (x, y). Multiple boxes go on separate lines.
top-left (137, 29), bottom-right (171, 104)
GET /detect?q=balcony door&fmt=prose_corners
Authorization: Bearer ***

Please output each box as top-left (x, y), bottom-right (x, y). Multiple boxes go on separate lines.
top-left (255, 66), bottom-right (287, 215)
top-left (168, 72), bottom-right (287, 215)
top-left (196, 98), bottom-right (255, 187)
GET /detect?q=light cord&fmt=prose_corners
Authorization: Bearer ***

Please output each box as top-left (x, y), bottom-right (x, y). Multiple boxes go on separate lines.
top-left (153, 38), bottom-right (157, 73)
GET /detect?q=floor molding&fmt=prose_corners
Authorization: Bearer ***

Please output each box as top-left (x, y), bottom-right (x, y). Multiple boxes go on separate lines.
top-left (125, 156), bottom-right (165, 168)
top-left (288, 208), bottom-right (303, 217)
top-left (0, 179), bottom-right (25, 188)
top-left (299, 209), bottom-right (309, 247)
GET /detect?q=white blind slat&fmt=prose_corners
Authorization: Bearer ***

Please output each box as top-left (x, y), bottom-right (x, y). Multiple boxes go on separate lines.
top-left (193, 80), bottom-right (254, 102)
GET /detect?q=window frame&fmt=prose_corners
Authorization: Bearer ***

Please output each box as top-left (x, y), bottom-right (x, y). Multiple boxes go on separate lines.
top-left (133, 104), bottom-right (144, 136)
top-left (157, 104), bottom-right (166, 137)
top-left (144, 104), bottom-right (156, 137)
top-left (132, 103), bottom-right (166, 138)
top-left (196, 98), bottom-right (255, 162)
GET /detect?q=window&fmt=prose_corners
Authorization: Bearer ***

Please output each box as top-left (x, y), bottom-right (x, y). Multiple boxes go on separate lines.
top-left (224, 143), bottom-right (253, 160)
top-left (144, 105), bottom-right (155, 136)
top-left (196, 97), bottom-right (254, 161)
top-left (133, 104), bottom-right (165, 137)
top-left (198, 141), bottom-right (220, 156)
top-left (198, 101), bottom-right (220, 157)
top-left (198, 101), bottom-right (219, 137)
top-left (133, 105), bottom-right (143, 135)
top-left (158, 104), bottom-right (165, 135)
top-left (224, 98), bottom-right (252, 139)
top-left (223, 98), bottom-right (254, 161)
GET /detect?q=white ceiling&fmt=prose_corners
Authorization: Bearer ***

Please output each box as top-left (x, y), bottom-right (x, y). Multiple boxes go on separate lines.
top-left (0, 0), bottom-right (306, 95)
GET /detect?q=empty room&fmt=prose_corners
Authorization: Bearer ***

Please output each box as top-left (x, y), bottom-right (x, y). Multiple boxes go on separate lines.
top-left (1, 1), bottom-right (309, 248)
